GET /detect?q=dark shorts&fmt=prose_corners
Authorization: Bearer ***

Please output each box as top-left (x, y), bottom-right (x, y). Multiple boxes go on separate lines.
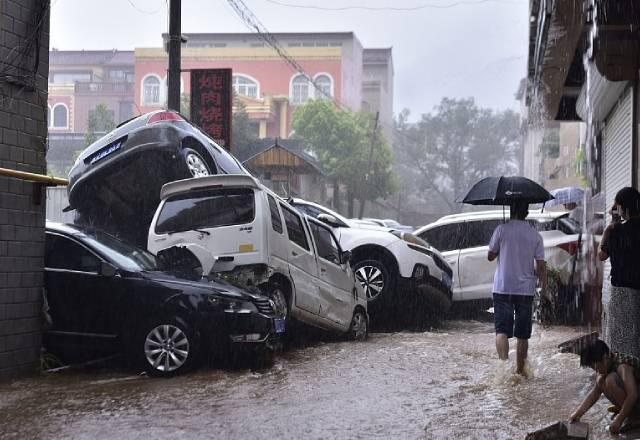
top-left (493, 293), bottom-right (534, 339)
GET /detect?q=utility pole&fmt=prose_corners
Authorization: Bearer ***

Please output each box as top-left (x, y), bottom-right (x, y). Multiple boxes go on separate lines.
top-left (358, 111), bottom-right (379, 219)
top-left (167, 0), bottom-right (181, 112)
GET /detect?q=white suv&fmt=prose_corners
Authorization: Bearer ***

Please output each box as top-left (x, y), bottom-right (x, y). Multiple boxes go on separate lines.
top-left (147, 175), bottom-right (368, 340)
top-left (287, 198), bottom-right (453, 321)
top-left (414, 210), bottom-right (580, 305)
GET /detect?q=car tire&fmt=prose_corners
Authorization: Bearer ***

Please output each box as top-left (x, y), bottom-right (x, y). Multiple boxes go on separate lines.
top-left (346, 308), bottom-right (368, 341)
top-left (352, 259), bottom-right (394, 303)
top-left (263, 281), bottom-right (289, 321)
top-left (181, 147), bottom-right (211, 178)
top-left (136, 319), bottom-right (198, 377)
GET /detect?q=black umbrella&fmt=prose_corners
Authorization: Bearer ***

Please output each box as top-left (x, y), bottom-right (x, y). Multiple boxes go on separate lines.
top-left (461, 176), bottom-right (554, 205)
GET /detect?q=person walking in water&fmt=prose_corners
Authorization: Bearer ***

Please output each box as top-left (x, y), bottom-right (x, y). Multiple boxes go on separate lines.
top-left (488, 201), bottom-right (548, 375)
top-left (598, 187), bottom-right (640, 359)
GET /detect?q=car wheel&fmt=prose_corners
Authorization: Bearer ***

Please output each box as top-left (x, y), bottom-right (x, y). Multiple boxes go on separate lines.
top-left (347, 309), bottom-right (368, 341)
top-left (139, 320), bottom-right (197, 377)
top-left (264, 282), bottom-right (289, 321)
top-left (182, 148), bottom-right (211, 178)
top-left (353, 259), bottom-right (392, 303)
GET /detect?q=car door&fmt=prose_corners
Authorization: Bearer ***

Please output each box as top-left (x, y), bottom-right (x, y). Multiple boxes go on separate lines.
top-left (308, 219), bottom-right (354, 327)
top-left (418, 223), bottom-right (463, 300)
top-left (45, 232), bottom-right (120, 337)
top-left (280, 203), bottom-right (321, 316)
top-left (457, 219), bottom-right (503, 301)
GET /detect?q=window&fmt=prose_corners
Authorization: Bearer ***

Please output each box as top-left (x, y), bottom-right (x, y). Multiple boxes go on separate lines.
top-left (418, 223), bottom-right (464, 253)
top-left (309, 221), bottom-right (340, 264)
top-left (281, 204), bottom-right (309, 250)
top-left (314, 74), bottom-right (332, 99)
top-left (155, 188), bottom-right (255, 234)
top-left (233, 75), bottom-right (259, 98)
top-left (142, 75), bottom-right (161, 105)
top-left (52, 72), bottom-right (91, 84)
top-left (52, 104), bottom-right (68, 128)
top-left (45, 233), bottom-right (101, 273)
top-left (458, 220), bottom-right (503, 249)
top-left (268, 194), bottom-right (283, 233)
top-left (291, 75), bottom-right (310, 105)
top-left (108, 69), bottom-right (126, 80)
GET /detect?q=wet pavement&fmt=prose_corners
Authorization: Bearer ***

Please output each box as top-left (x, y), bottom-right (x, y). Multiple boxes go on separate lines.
top-left (0, 320), bottom-right (632, 439)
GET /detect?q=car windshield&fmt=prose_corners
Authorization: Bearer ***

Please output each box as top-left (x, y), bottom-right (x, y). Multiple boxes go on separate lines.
top-left (80, 230), bottom-right (158, 272)
top-left (156, 187), bottom-right (255, 234)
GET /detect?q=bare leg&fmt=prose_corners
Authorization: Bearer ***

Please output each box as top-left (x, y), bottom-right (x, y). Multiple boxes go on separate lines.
top-left (496, 333), bottom-right (509, 360)
top-left (516, 338), bottom-right (528, 375)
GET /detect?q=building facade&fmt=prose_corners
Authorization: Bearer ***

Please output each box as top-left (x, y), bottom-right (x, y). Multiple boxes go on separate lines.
top-left (135, 32), bottom-right (394, 143)
top-left (0, 0), bottom-right (50, 380)
top-left (46, 50), bottom-right (135, 175)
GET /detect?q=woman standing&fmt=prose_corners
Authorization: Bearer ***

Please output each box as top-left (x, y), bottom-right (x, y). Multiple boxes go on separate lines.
top-left (599, 187), bottom-right (640, 358)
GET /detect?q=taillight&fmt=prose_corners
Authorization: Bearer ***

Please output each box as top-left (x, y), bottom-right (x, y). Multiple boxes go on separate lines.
top-left (147, 111), bottom-right (184, 124)
top-left (556, 241), bottom-right (578, 256)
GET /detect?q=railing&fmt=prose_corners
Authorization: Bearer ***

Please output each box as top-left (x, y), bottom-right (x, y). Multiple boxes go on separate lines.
top-left (74, 82), bottom-right (134, 94)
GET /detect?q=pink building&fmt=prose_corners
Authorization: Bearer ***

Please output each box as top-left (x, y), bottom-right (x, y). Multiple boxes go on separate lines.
top-left (135, 32), bottom-right (393, 139)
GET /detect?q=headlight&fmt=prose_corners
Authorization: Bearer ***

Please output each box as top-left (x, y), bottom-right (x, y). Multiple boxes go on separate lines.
top-left (390, 230), bottom-right (429, 248)
top-left (208, 295), bottom-right (257, 314)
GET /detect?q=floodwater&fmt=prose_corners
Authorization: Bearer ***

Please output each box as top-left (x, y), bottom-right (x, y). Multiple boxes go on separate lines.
top-left (0, 321), bottom-right (630, 439)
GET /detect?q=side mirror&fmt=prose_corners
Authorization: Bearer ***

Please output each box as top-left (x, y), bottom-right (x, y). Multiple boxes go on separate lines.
top-left (100, 261), bottom-right (118, 277)
top-left (340, 250), bottom-right (352, 265)
top-left (318, 213), bottom-right (339, 226)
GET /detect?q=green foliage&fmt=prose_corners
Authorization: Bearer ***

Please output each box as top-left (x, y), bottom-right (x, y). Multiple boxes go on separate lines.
top-left (394, 98), bottom-right (521, 214)
top-left (85, 103), bottom-right (115, 146)
top-left (231, 97), bottom-right (258, 159)
top-left (292, 99), bottom-right (396, 213)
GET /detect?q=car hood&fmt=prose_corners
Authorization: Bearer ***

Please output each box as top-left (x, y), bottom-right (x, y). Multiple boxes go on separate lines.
top-left (140, 270), bottom-right (262, 301)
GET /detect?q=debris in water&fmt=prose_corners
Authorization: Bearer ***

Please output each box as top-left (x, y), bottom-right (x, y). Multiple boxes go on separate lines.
top-left (525, 421), bottom-right (589, 440)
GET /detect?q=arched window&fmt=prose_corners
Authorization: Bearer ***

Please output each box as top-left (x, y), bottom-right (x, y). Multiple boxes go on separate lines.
top-left (233, 75), bottom-right (259, 98)
top-left (52, 104), bottom-right (68, 128)
top-left (142, 75), bottom-right (161, 105)
top-left (47, 106), bottom-right (51, 128)
top-left (314, 74), bottom-right (332, 99)
top-left (291, 74), bottom-right (310, 105)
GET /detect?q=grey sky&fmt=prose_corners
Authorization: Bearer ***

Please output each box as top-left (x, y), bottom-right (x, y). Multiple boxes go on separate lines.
top-left (50, 0), bottom-right (528, 118)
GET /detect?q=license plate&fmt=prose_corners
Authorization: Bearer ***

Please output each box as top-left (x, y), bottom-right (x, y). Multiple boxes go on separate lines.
top-left (274, 318), bottom-right (286, 334)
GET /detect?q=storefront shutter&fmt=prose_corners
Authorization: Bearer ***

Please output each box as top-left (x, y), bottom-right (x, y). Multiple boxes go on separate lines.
top-left (602, 85), bottom-right (633, 308)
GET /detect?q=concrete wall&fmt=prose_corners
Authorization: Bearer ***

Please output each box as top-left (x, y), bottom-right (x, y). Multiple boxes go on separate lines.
top-left (0, 0), bottom-right (50, 380)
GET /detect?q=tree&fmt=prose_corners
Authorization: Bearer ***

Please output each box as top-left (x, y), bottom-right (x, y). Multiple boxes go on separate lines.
top-left (394, 98), bottom-right (521, 214)
top-left (292, 99), bottom-right (396, 217)
top-left (231, 97), bottom-right (258, 159)
top-left (85, 103), bottom-right (115, 146)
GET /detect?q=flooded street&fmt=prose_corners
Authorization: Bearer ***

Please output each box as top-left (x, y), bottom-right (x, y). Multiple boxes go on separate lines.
top-left (0, 320), bottom-right (627, 439)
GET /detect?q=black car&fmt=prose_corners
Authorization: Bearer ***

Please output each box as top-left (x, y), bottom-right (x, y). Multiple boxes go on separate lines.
top-left (67, 110), bottom-right (249, 246)
top-left (44, 222), bottom-right (281, 377)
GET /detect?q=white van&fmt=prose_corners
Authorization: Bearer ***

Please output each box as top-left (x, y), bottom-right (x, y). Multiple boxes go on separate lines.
top-left (147, 175), bottom-right (368, 340)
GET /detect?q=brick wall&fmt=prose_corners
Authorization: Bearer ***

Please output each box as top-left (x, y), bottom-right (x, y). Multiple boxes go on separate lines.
top-left (0, 0), bottom-right (50, 380)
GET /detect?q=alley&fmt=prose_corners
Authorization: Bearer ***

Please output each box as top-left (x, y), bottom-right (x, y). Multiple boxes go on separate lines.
top-left (0, 321), bottom-right (620, 439)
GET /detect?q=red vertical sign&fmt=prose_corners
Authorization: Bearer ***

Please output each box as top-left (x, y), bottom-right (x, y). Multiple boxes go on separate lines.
top-left (190, 69), bottom-right (233, 151)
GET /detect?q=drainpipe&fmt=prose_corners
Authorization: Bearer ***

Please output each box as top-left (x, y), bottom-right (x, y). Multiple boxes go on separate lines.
top-left (0, 167), bottom-right (68, 205)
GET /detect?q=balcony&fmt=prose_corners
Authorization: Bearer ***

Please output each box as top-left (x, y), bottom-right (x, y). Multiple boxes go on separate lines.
top-left (74, 82), bottom-right (134, 95)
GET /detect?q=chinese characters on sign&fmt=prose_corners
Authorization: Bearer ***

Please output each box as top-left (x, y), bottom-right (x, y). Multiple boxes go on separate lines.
top-left (190, 69), bottom-right (232, 151)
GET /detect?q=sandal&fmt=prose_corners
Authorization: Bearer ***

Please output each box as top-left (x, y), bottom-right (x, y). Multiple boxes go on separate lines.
top-left (620, 419), bottom-right (640, 433)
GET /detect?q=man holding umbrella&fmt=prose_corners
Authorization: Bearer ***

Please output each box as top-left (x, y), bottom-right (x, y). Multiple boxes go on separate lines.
top-left (462, 176), bottom-right (553, 375)
top-left (488, 201), bottom-right (547, 375)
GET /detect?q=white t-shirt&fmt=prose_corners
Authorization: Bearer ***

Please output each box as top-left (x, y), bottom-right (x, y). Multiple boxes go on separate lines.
top-left (488, 220), bottom-right (545, 296)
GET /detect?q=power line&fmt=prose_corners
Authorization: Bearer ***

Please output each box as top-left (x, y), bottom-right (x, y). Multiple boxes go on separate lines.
top-left (225, 0), bottom-right (344, 107)
top-left (262, 0), bottom-right (522, 11)
top-left (125, 0), bottom-right (164, 14)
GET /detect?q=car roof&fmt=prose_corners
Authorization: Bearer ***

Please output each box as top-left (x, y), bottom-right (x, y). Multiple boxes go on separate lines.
top-left (415, 209), bottom-right (569, 232)
top-left (160, 174), bottom-right (262, 200)
top-left (289, 197), bottom-right (353, 224)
